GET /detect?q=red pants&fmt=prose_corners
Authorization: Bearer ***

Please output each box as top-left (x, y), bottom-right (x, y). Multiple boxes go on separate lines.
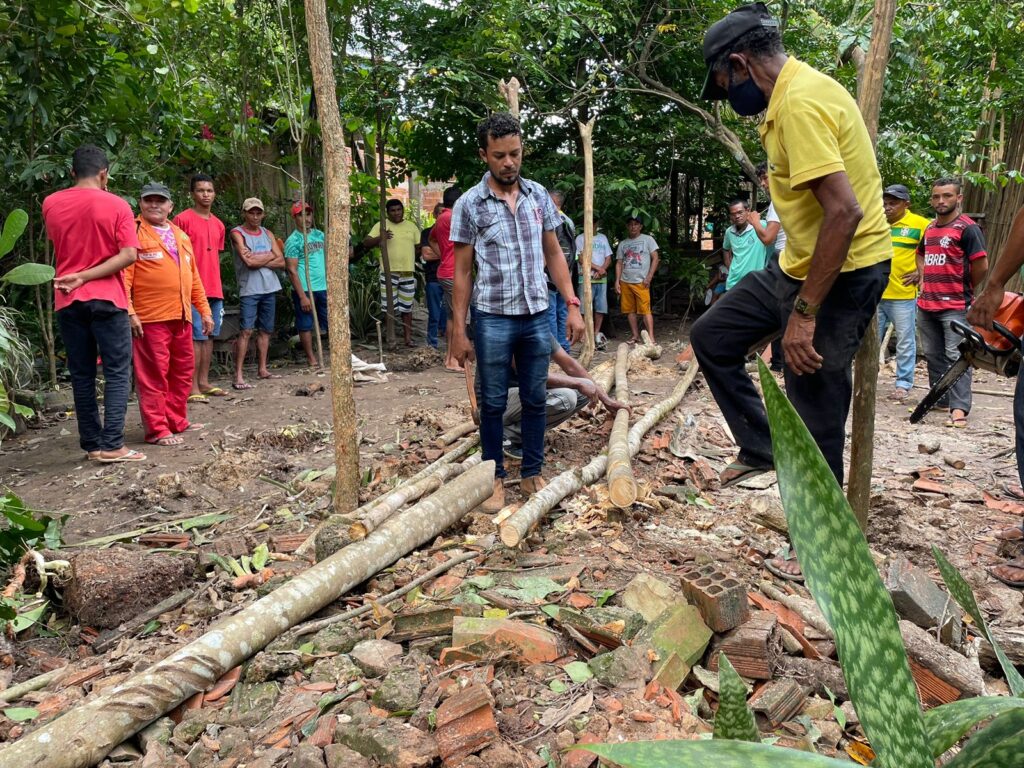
top-left (133, 320), bottom-right (194, 442)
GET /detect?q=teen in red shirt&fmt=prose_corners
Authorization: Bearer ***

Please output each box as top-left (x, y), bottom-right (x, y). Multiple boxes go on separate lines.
top-left (173, 173), bottom-right (227, 400)
top-left (428, 185), bottom-right (462, 372)
top-left (42, 144), bottom-right (144, 463)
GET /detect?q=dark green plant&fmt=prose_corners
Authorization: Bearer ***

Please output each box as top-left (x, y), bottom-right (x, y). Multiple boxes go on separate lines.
top-left (578, 358), bottom-right (1024, 767)
top-left (0, 491), bottom-right (63, 569)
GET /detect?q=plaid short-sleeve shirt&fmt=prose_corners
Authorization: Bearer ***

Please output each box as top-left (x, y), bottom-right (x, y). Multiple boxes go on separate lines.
top-left (450, 172), bottom-right (561, 316)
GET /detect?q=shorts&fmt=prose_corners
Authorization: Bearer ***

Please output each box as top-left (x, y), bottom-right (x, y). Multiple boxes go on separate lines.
top-left (578, 281), bottom-right (608, 314)
top-left (239, 292), bottom-right (277, 332)
top-left (192, 298), bottom-right (224, 340)
top-left (380, 272), bottom-right (416, 315)
top-left (439, 278), bottom-right (454, 319)
top-left (619, 282), bottom-right (651, 314)
top-left (292, 289), bottom-right (329, 333)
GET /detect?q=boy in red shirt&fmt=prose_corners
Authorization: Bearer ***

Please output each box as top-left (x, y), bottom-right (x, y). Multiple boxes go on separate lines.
top-left (43, 145), bottom-right (145, 463)
top-left (173, 173), bottom-right (227, 401)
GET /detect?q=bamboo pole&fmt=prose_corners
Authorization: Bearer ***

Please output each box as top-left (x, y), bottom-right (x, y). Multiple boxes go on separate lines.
top-left (846, 0), bottom-right (897, 529)
top-left (605, 343), bottom-right (637, 508)
top-left (0, 462), bottom-right (496, 768)
top-left (349, 455), bottom-right (482, 539)
top-left (500, 360), bottom-right (699, 547)
top-left (578, 118), bottom-right (596, 368)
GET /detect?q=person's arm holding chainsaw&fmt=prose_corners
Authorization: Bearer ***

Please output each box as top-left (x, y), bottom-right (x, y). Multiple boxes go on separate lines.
top-left (968, 207), bottom-right (1024, 329)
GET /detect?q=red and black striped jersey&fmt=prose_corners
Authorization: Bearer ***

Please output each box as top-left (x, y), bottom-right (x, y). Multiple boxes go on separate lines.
top-left (916, 214), bottom-right (987, 312)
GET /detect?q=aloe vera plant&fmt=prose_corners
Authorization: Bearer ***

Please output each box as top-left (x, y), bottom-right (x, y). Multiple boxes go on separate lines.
top-left (577, 360), bottom-right (1024, 767)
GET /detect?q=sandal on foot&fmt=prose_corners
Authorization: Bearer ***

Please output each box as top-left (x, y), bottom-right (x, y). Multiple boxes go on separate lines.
top-left (183, 423), bottom-right (207, 432)
top-left (201, 387), bottom-right (228, 397)
top-left (765, 556), bottom-right (805, 583)
top-left (96, 448), bottom-right (147, 463)
top-left (257, 373), bottom-right (282, 380)
top-left (149, 435), bottom-right (184, 446)
top-left (721, 461), bottom-right (774, 489)
top-left (187, 394), bottom-right (209, 404)
top-left (232, 382), bottom-right (255, 390)
top-left (990, 560), bottom-right (1024, 588)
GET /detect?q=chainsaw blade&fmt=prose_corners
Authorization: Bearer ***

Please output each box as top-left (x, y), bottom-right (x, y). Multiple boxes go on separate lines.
top-left (909, 357), bottom-right (971, 424)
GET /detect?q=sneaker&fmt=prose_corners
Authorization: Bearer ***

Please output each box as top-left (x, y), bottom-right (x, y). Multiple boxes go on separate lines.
top-left (595, 332), bottom-right (608, 349)
top-left (502, 440), bottom-right (523, 461)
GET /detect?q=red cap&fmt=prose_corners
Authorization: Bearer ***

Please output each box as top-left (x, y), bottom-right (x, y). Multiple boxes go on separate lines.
top-left (291, 201), bottom-right (312, 216)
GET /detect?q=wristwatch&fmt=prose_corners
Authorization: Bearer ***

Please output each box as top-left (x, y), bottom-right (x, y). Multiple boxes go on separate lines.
top-left (567, 296), bottom-right (581, 307)
top-left (793, 296), bottom-right (821, 317)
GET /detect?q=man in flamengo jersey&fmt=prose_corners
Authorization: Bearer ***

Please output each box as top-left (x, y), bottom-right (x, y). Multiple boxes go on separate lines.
top-left (911, 177), bottom-right (988, 428)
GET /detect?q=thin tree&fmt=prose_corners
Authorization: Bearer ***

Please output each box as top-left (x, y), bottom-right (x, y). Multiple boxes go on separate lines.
top-left (305, 0), bottom-right (360, 511)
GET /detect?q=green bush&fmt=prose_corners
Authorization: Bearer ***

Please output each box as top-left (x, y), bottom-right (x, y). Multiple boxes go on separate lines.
top-left (578, 359), bottom-right (1024, 768)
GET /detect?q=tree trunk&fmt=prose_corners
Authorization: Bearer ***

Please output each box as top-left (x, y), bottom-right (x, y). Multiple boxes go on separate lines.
top-left (605, 343), bottom-right (636, 508)
top-left (501, 360), bottom-right (699, 547)
top-left (498, 77), bottom-right (521, 118)
top-left (376, 108), bottom-right (396, 347)
top-left (846, 0), bottom-right (896, 530)
top-left (304, 0), bottom-right (360, 512)
top-left (0, 461), bottom-right (496, 768)
top-left (578, 118), bottom-right (596, 368)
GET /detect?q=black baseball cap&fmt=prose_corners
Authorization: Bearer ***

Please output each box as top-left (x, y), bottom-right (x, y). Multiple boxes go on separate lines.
top-left (883, 184), bottom-right (911, 201)
top-left (140, 181), bottom-right (172, 200)
top-left (700, 3), bottom-right (780, 100)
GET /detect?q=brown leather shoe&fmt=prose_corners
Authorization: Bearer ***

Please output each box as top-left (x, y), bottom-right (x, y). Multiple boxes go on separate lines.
top-left (521, 475), bottom-right (547, 495)
top-left (481, 479), bottom-right (505, 513)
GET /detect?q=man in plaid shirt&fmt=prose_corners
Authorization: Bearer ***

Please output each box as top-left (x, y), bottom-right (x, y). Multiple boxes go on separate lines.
top-left (450, 112), bottom-right (583, 512)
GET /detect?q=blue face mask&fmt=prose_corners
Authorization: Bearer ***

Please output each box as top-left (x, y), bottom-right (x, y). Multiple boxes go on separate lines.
top-left (728, 68), bottom-right (768, 117)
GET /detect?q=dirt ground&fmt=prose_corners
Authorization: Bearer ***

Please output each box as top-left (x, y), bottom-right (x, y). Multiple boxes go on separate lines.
top-left (1, 317), bottom-right (1023, 766)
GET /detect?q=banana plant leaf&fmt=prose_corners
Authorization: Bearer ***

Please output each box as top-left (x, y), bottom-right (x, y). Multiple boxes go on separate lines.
top-left (713, 653), bottom-right (759, 743)
top-left (943, 709), bottom-right (1024, 767)
top-left (932, 546), bottom-right (1024, 697)
top-left (575, 740), bottom-right (845, 768)
top-left (925, 697), bottom-right (1024, 757)
top-left (757, 359), bottom-right (929, 768)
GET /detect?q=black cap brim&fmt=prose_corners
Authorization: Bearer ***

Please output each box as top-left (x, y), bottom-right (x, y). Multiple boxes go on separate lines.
top-left (701, 66), bottom-right (728, 100)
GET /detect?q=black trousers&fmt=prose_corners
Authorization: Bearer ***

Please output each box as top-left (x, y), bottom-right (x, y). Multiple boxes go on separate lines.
top-left (691, 259), bottom-right (889, 485)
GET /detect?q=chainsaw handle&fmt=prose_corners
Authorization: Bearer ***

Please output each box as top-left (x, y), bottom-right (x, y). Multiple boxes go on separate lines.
top-left (951, 320), bottom-right (1022, 353)
top-left (992, 321), bottom-right (1022, 350)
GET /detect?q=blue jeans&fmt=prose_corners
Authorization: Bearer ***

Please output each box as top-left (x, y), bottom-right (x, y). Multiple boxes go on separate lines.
top-left (426, 281), bottom-right (447, 348)
top-left (473, 309), bottom-right (551, 479)
top-left (918, 307), bottom-right (972, 414)
top-left (56, 300), bottom-right (133, 452)
top-left (877, 298), bottom-right (917, 391)
top-left (547, 290), bottom-right (570, 354)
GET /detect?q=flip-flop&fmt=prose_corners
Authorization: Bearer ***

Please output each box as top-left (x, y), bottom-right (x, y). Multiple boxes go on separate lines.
top-left (1003, 483), bottom-right (1024, 500)
top-left (764, 556), bottom-right (805, 583)
top-left (946, 416), bottom-right (968, 428)
top-left (149, 435), bottom-right (184, 446)
top-left (201, 387), bottom-right (228, 397)
top-left (233, 382), bottom-right (256, 390)
top-left (257, 373), bottom-right (283, 380)
top-left (184, 423), bottom-right (207, 432)
top-left (720, 461), bottom-right (774, 489)
top-left (85, 451), bottom-right (102, 461)
top-left (187, 394), bottom-right (209, 404)
top-left (990, 560), bottom-right (1024, 589)
top-left (96, 449), bottom-right (147, 463)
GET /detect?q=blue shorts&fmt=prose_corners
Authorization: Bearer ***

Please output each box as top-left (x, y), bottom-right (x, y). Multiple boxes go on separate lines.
top-left (239, 293), bottom-right (276, 333)
top-left (578, 281), bottom-right (609, 314)
top-left (293, 289), bottom-right (329, 333)
top-left (192, 298), bottom-right (224, 341)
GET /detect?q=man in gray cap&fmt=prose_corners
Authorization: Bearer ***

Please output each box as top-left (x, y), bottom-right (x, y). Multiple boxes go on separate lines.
top-left (878, 184), bottom-right (930, 400)
top-left (689, 3), bottom-right (891, 581)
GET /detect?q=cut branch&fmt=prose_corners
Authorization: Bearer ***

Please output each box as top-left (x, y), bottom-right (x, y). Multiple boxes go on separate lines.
top-left (500, 359), bottom-right (699, 547)
top-left (605, 343), bottom-right (637, 508)
top-left (0, 461), bottom-right (497, 768)
top-left (578, 117), bottom-right (596, 368)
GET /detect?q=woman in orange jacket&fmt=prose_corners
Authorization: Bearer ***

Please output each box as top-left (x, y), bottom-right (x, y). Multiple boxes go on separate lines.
top-left (124, 182), bottom-right (213, 445)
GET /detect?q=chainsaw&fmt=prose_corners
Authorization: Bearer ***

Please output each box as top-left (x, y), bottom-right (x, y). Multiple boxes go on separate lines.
top-left (909, 291), bottom-right (1024, 423)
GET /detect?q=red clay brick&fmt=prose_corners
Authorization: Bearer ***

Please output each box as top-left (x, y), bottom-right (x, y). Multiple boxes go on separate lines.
top-left (435, 684), bottom-right (499, 765)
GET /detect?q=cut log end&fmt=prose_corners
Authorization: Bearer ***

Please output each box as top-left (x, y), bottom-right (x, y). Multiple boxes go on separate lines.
top-left (499, 523), bottom-right (522, 549)
top-left (348, 522), bottom-right (369, 541)
top-left (608, 476), bottom-right (638, 509)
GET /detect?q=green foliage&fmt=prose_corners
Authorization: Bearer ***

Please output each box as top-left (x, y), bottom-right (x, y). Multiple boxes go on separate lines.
top-left (0, 491), bottom-right (64, 567)
top-left (577, 740), bottom-right (843, 767)
top-left (932, 546), bottom-right (1024, 696)
top-left (0, 209), bottom-right (28, 258)
top-left (349, 263), bottom-right (382, 342)
top-left (924, 697), bottom-right (1024, 758)
top-left (944, 709), bottom-right (1024, 768)
top-left (1, 263), bottom-right (55, 286)
top-left (712, 654), bottom-right (759, 743)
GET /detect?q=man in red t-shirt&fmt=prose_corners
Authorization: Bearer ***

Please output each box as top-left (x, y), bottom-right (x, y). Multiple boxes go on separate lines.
top-left (173, 173), bottom-right (227, 401)
top-left (429, 185), bottom-right (462, 372)
top-left (42, 145), bottom-right (144, 463)
top-left (912, 177), bottom-right (989, 427)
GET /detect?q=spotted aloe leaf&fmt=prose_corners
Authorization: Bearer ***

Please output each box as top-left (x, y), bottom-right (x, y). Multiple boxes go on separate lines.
top-left (925, 697), bottom-right (1024, 757)
top-left (575, 740), bottom-right (845, 767)
top-left (757, 359), bottom-right (929, 768)
top-left (932, 546), bottom-right (1024, 696)
top-left (943, 709), bottom-right (1024, 767)
top-left (713, 654), bottom-right (759, 743)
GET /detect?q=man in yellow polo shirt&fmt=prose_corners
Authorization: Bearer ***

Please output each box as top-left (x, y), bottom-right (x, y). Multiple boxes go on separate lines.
top-left (363, 198), bottom-right (421, 346)
top-left (878, 184), bottom-right (930, 401)
top-left (690, 3), bottom-right (891, 579)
